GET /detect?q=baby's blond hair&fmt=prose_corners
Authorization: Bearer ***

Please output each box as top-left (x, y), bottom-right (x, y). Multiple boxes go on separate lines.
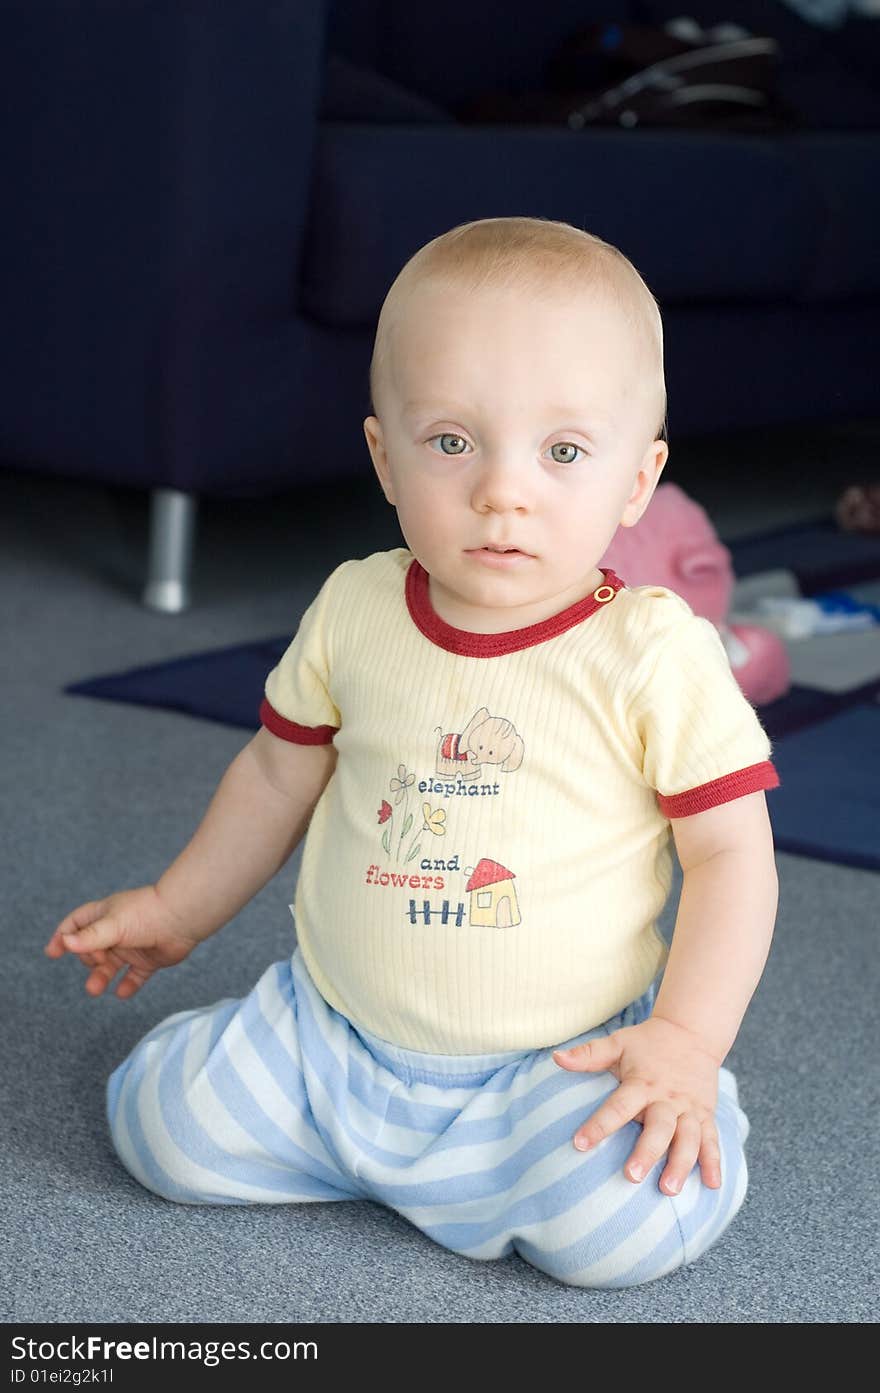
top-left (369, 216), bottom-right (668, 443)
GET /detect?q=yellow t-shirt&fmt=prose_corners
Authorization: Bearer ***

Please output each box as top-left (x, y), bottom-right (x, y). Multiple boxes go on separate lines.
top-left (262, 548), bottom-right (779, 1054)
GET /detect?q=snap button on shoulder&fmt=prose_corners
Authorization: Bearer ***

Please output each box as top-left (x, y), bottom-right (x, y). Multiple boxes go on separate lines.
top-left (593, 585), bottom-right (615, 603)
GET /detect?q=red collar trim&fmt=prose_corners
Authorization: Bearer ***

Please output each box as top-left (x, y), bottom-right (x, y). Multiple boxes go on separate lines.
top-left (404, 559), bottom-right (627, 657)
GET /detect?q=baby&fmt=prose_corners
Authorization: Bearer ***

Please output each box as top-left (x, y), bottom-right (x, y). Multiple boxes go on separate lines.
top-left (46, 217), bottom-right (780, 1290)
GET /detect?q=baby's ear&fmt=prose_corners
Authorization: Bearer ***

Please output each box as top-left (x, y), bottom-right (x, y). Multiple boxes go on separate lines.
top-left (621, 441), bottom-right (668, 527)
top-left (363, 415), bottom-right (383, 458)
top-left (364, 417), bottom-right (394, 503)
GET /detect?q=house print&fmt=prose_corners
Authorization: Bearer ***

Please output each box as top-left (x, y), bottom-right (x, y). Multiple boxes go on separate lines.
top-left (465, 857), bottom-right (521, 928)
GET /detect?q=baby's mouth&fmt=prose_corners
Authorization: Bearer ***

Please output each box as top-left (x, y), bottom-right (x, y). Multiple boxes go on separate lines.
top-left (466, 544), bottom-right (535, 561)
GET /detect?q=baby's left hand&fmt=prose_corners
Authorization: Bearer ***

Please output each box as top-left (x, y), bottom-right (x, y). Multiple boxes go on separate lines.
top-left (553, 1017), bottom-right (722, 1196)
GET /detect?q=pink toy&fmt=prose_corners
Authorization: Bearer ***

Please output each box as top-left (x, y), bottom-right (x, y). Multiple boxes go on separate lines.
top-left (600, 482), bottom-right (791, 706)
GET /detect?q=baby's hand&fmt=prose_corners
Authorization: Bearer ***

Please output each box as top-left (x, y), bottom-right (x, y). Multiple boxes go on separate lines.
top-left (44, 885), bottom-right (199, 999)
top-left (553, 1017), bottom-right (722, 1196)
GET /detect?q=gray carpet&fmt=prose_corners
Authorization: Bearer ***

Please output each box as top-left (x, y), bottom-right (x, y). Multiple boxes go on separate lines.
top-left (3, 423), bottom-right (879, 1324)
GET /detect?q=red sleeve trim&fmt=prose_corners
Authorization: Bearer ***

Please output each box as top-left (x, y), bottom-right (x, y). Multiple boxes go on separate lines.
top-left (259, 697), bottom-right (337, 745)
top-left (658, 760), bottom-right (780, 818)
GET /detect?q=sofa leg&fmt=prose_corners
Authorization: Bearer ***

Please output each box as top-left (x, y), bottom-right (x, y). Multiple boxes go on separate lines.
top-left (142, 488), bottom-right (198, 613)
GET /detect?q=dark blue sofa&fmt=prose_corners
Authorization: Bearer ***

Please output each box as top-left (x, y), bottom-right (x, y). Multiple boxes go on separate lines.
top-left (3, 1), bottom-right (879, 608)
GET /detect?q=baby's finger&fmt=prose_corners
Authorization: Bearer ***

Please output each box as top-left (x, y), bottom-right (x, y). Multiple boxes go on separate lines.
top-left (574, 1080), bottom-right (648, 1151)
top-left (697, 1120), bottom-right (722, 1190)
top-left (659, 1113), bottom-right (703, 1196)
top-left (83, 945), bottom-right (142, 997)
top-left (114, 965), bottom-right (153, 1000)
top-left (45, 901), bottom-right (108, 955)
top-left (83, 959), bottom-right (120, 997)
top-left (623, 1102), bottom-right (678, 1184)
top-left (61, 917), bottom-right (122, 956)
top-left (554, 1033), bottom-right (623, 1074)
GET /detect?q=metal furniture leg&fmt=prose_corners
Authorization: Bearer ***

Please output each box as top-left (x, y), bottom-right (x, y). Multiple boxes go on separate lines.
top-left (142, 488), bottom-right (198, 613)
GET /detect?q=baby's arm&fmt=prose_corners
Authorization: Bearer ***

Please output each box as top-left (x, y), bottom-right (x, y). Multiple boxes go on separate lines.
top-left (650, 789), bottom-right (778, 1061)
top-left (153, 729), bottom-right (337, 944)
top-left (555, 790), bottom-right (778, 1193)
top-left (45, 729), bottom-right (337, 997)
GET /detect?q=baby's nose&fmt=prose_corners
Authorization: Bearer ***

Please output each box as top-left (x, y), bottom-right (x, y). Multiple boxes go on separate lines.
top-left (471, 457), bottom-right (530, 512)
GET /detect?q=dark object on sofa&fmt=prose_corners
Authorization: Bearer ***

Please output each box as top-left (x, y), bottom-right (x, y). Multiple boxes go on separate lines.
top-left (460, 19), bottom-right (802, 132)
top-left (2, 1), bottom-right (879, 610)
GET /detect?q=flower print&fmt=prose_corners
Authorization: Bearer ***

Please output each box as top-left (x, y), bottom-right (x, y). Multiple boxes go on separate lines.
top-left (378, 765), bottom-right (418, 861)
top-left (422, 804), bottom-right (447, 836)
top-left (404, 803), bottom-right (446, 863)
top-left (390, 765), bottom-right (415, 805)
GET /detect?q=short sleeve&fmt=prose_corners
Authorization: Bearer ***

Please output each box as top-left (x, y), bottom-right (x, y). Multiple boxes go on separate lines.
top-left (260, 570), bottom-right (343, 745)
top-left (632, 612), bottom-right (780, 818)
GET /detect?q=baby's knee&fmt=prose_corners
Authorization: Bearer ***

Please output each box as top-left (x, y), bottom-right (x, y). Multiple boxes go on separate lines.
top-left (105, 1023), bottom-right (225, 1204)
top-left (519, 1175), bottom-right (744, 1289)
top-left (515, 1107), bottom-right (749, 1289)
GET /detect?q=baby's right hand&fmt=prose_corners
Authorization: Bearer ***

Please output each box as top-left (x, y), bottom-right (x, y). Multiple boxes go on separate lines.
top-left (44, 885), bottom-right (200, 999)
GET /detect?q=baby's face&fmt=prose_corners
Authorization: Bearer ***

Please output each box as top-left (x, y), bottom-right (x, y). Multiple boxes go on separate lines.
top-left (364, 279), bottom-right (668, 632)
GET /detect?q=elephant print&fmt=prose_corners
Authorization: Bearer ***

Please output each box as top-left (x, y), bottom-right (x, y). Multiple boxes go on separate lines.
top-left (435, 707), bottom-right (524, 782)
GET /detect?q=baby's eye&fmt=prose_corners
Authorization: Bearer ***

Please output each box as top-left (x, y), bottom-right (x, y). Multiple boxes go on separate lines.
top-left (428, 433), bottom-right (470, 456)
top-left (548, 441), bottom-right (585, 465)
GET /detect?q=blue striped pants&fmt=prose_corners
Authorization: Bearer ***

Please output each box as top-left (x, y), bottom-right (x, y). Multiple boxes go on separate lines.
top-left (106, 947), bottom-right (749, 1289)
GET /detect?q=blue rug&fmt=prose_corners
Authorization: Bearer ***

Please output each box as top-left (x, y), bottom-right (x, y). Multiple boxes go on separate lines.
top-left (66, 520), bottom-right (880, 872)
